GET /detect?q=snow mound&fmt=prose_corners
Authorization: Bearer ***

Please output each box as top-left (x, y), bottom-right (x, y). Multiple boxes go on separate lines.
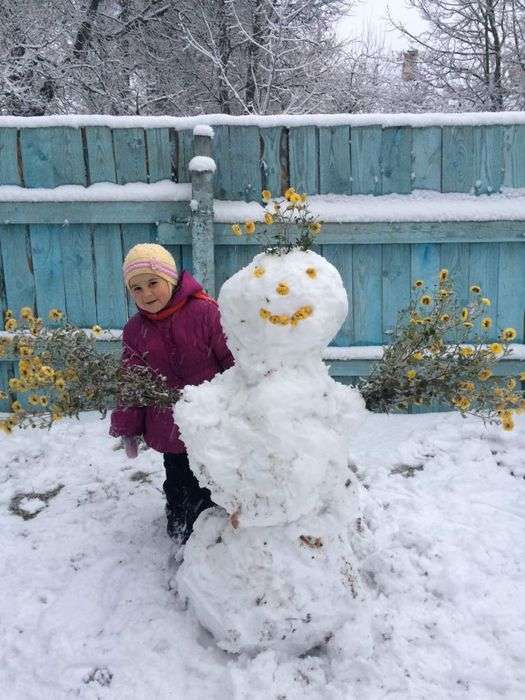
top-left (177, 497), bottom-right (367, 656)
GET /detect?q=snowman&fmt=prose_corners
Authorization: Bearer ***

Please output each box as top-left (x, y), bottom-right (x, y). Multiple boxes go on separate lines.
top-left (174, 248), bottom-right (369, 656)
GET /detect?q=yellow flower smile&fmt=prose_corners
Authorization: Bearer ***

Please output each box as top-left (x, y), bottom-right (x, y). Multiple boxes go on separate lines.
top-left (259, 305), bottom-right (313, 327)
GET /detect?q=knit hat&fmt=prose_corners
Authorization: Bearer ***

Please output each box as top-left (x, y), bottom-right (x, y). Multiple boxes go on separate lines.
top-left (123, 243), bottom-right (178, 289)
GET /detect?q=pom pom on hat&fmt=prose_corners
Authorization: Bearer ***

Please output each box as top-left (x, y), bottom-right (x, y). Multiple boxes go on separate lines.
top-left (123, 243), bottom-right (178, 288)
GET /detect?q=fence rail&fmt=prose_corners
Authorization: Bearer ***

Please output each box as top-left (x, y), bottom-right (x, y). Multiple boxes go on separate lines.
top-left (1, 116), bottom-right (525, 412)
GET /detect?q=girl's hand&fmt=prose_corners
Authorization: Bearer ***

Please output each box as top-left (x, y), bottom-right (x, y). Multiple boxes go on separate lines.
top-left (123, 436), bottom-right (139, 459)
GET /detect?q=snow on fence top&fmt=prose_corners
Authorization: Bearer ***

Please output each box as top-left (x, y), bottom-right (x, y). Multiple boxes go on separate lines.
top-left (1, 111), bottom-right (525, 130)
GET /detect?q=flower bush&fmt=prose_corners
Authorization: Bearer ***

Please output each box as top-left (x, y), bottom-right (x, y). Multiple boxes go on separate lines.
top-left (360, 270), bottom-right (524, 430)
top-left (231, 188), bottom-right (323, 253)
top-left (0, 308), bottom-right (179, 434)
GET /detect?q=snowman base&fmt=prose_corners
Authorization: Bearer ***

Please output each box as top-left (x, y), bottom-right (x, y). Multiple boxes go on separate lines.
top-left (176, 504), bottom-right (366, 656)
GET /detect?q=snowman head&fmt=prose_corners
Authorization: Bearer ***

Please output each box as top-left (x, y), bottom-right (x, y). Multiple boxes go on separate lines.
top-left (218, 249), bottom-right (348, 372)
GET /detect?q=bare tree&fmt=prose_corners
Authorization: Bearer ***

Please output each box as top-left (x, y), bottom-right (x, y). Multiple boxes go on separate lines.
top-left (390, 0), bottom-right (525, 111)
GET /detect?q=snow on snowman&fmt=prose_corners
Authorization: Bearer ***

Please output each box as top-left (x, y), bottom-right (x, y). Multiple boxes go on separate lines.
top-left (175, 193), bottom-right (370, 656)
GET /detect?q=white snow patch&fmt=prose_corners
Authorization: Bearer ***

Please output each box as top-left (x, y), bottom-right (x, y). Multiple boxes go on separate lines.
top-left (188, 156), bottom-right (217, 173)
top-left (0, 180), bottom-right (192, 202)
top-left (193, 124), bottom-right (215, 138)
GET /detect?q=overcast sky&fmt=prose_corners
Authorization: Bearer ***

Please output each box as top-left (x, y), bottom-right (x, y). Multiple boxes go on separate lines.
top-left (337, 0), bottom-right (427, 50)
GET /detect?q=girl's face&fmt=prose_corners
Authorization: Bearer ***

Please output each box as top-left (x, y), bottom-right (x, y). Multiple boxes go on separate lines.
top-left (129, 273), bottom-right (173, 313)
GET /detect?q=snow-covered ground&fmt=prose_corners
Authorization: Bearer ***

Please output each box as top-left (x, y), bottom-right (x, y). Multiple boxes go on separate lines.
top-left (1, 409), bottom-right (524, 699)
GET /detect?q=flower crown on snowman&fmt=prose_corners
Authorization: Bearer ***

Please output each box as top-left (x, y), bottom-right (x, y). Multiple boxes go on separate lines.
top-left (231, 188), bottom-right (322, 254)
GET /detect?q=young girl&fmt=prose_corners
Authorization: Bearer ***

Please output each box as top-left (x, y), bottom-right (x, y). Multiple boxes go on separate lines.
top-left (110, 243), bottom-right (234, 542)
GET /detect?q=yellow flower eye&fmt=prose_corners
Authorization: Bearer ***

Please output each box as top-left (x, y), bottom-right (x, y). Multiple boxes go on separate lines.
top-left (305, 267), bottom-right (317, 278)
top-left (91, 325), bottom-right (102, 336)
top-left (253, 266), bottom-right (265, 278)
top-left (413, 280), bottom-right (424, 288)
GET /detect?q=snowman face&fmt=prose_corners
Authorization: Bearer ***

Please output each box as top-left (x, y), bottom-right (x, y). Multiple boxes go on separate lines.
top-left (218, 249), bottom-right (348, 368)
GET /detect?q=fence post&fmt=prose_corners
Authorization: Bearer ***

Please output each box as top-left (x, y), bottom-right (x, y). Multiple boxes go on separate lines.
top-left (189, 126), bottom-right (216, 296)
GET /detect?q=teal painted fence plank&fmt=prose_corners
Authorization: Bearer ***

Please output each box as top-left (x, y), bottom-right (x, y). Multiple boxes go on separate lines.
top-left (496, 242), bottom-right (525, 341)
top-left (0, 225), bottom-right (35, 315)
top-left (382, 243), bottom-right (411, 341)
top-left (0, 128), bottom-right (21, 185)
top-left (468, 242), bottom-right (499, 341)
top-left (440, 242), bottom-right (470, 342)
top-left (409, 243), bottom-right (440, 290)
top-left (322, 243), bottom-right (353, 345)
top-left (352, 244), bottom-right (382, 344)
top-left (215, 245), bottom-right (261, 295)
top-left (0, 363), bottom-right (12, 412)
top-left (29, 224), bottom-right (67, 320)
top-left (319, 126), bottom-right (351, 195)
top-left (60, 225), bottom-right (97, 326)
top-left (146, 128), bottom-right (173, 182)
top-left (213, 125), bottom-right (233, 200)
top-left (182, 245), bottom-right (194, 277)
top-left (412, 127), bottom-right (441, 191)
top-left (503, 125), bottom-right (525, 188)
top-left (177, 130), bottom-right (193, 183)
top-left (113, 129), bottom-right (147, 184)
top-left (229, 126), bottom-right (261, 201)
top-left (289, 126), bottom-right (318, 195)
top-left (85, 126), bottom-right (117, 183)
top-left (442, 126), bottom-right (474, 193)
top-left (350, 126), bottom-right (382, 195)
top-left (473, 126), bottom-right (503, 195)
top-left (260, 127), bottom-right (285, 196)
top-left (381, 127), bottom-right (412, 194)
top-left (20, 127), bottom-right (86, 187)
top-left (92, 224), bottom-right (128, 328)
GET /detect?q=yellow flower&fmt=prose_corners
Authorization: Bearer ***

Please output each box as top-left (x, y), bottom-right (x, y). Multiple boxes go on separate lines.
top-left (253, 266), bottom-right (265, 278)
top-left (439, 288), bottom-right (450, 299)
top-left (0, 420), bottom-right (13, 435)
top-left (20, 307), bottom-right (34, 319)
top-left (502, 416), bottom-right (514, 431)
top-left (91, 325), bottom-right (102, 336)
top-left (259, 308), bottom-right (271, 319)
top-left (0, 390), bottom-right (6, 400)
top-left (308, 222), bottom-right (322, 235)
top-left (413, 280), bottom-right (424, 288)
top-left (406, 369), bottom-right (417, 380)
top-left (481, 317), bottom-right (492, 330)
top-left (264, 212), bottom-right (274, 225)
top-left (39, 396), bottom-right (49, 407)
top-left (305, 267), bottom-right (317, 278)
top-left (458, 381), bottom-right (475, 393)
top-left (51, 409), bottom-right (63, 422)
top-left (244, 220), bottom-right (256, 235)
top-left (411, 352), bottom-right (424, 362)
top-left (8, 378), bottom-right (21, 391)
top-left (478, 368), bottom-right (492, 381)
top-left (520, 372), bottom-right (525, 381)
top-left (5, 318), bottom-right (17, 332)
top-left (4, 309), bottom-right (14, 319)
top-left (284, 187), bottom-right (296, 200)
top-left (440, 314), bottom-right (450, 323)
top-left (276, 282), bottom-right (290, 296)
top-left (19, 345), bottom-right (33, 358)
top-left (461, 308), bottom-right (469, 321)
top-left (439, 269), bottom-right (449, 282)
top-left (481, 297), bottom-right (491, 306)
top-left (11, 400), bottom-right (24, 413)
top-left (501, 327), bottom-right (517, 342)
top-left (459, 346), bottom-right (474, 358)
top-left (489, 342), bottom-right (504, 355)
top-left (48, 308), bottom-right (63, 321)
top-left (55, 377), bottom-right (66, 390)
top-left (470, 284), bottom-right (481, 294)
top-left (463, 321), bottom-right (473, 328)
top-left (289, 192), bottom-right (302, 205)
top-left (453, 396), bottom-right (471, 411)
top-left (507, 378), bottom-right (517, 390)
top-left (261, 189), bottom-right (272, 203)
top-left (231, 224), bottom-right (242, 237)
top-left (28, 394), bottom-right (40, 406)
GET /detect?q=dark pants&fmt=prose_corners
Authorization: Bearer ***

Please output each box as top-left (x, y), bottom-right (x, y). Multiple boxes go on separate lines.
top-left (163, 452), bottom-right (215, 540)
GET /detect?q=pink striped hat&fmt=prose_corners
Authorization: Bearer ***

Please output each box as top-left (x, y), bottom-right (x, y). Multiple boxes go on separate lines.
top-left (123, 243), bottom-right (178, 289)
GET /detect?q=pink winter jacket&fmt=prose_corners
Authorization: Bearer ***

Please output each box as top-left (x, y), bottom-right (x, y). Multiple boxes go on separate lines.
top-left (110, 271), bottom-right (234, 453)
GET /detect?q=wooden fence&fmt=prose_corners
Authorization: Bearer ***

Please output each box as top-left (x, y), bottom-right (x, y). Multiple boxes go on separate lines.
top-left (1, 116), bottom-right (525, 411)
